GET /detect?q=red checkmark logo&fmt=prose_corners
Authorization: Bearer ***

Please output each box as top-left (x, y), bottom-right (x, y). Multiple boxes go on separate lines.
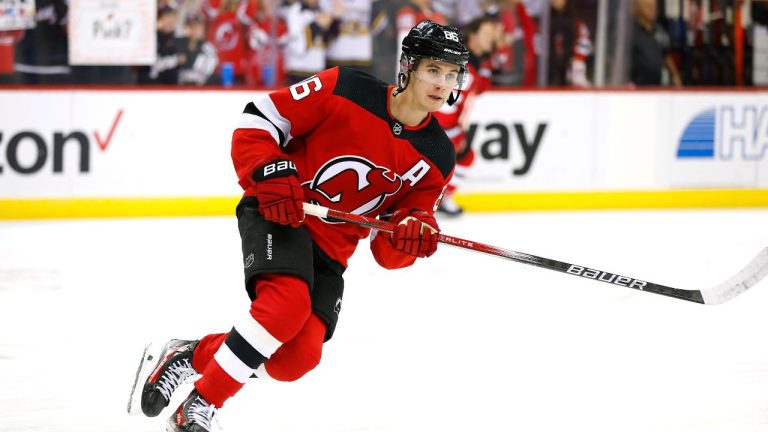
top-left (93, 109), bottom-right (123, 152)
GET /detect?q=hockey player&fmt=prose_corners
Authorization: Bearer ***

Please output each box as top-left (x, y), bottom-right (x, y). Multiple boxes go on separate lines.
top-left (434, 14), bottom-right (497, 216)
top-left (128, 20), bottom-right (469, 432)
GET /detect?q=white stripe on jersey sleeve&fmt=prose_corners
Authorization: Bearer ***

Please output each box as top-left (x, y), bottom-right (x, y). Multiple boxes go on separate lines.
top-left (233, 312), bottom-right (283, 358)
top-left (255, 97), bottom-right (293, 147)
top-left (237, 96), bottom-right (294, 147)
top-left (213, 344), bottom-right (255, 384)
top-left (238, 111), bottom-right (283, 147)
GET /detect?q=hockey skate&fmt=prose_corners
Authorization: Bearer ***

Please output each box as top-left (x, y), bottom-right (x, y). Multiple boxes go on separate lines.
top-left (167, 389), bottom-right (219, 432)
top-left (127, 339), bottom-right (199, 417)
top-left (436, 195), bottom-right (464, 217)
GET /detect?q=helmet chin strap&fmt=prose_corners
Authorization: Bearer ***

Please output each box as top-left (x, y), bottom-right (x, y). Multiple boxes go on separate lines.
top-left (393, 72), bottom-right (410, 97)
top-left (447, 89), bottom-right (461, 106)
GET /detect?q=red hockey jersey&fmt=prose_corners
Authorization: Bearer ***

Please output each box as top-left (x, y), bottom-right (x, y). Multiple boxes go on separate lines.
top-left (232, 67), bottom-right (455, 268)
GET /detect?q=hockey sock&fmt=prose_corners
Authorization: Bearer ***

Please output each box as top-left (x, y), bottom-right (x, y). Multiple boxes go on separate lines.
top-left (194, 274), bottom-right (311, 407)
top-left (264, 313), bottom-right (326, 382)
top-left (191, 333), bottom-right (227, 373)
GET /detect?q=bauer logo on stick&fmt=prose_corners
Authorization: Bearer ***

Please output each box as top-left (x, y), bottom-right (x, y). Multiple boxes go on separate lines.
top-left (567, 265), bottom-right (648, 289)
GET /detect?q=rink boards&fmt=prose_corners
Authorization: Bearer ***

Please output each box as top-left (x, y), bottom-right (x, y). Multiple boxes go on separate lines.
top-left (0, 88), bottom-right (766, 218)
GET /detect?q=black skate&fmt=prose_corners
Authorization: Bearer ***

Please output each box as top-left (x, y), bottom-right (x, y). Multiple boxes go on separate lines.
top-left (167, 389), bottom-right (219, 432)
top-left (127, 339), bottom-right (199, 417)
top-left (436, 195), bottom-right (464, 217)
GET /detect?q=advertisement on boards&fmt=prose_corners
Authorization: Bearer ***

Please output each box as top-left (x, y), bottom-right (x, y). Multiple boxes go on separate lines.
top-left (461, 92), bottom-right (598, 192)
top-left (1, 89), bottom-right (766, 202)
top-left (0, 91), bottom-right (249, 198)
top-left (660, 94), bottom-right (768, 188)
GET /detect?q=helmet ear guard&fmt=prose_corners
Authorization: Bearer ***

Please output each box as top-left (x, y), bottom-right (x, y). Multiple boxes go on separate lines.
top-left (395, 20), bottom-right (469, 105)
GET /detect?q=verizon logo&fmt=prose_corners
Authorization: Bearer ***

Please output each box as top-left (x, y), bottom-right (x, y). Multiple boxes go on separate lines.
top-left (0, 109), bottom-right (123, 175)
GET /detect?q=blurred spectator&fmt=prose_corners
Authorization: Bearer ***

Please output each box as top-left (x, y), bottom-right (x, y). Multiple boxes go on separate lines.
top-left (432, 0), bottom-right (494, 27)
top-left (320, 0), bottom-right (386, 75)
top-left (753, 0), bottom-right (768, 85)
top-left (138, 5), bottom-right (184, 84)
top-left (178, 13), bottom-right (219, 85)
top-left (491, 0), bottom-right (537, 86)
top-left (431, 0), bottom-right (458, 24)
top-left (685, 0), bottom-right (734, 86)
top-left (548, 0), bottom-right (591, 87)
top-left (521, 0), bottom-right (546, 17)
top-left (244, 0), bottom-right (289, 87)
top-left (282, 0), bottom-right (339, 84)
top-left (202, 0), bottom-right (249, 85)
top-left (14, 0), bottom-right (70, 84)
top-left (395, 0), bottom-right (447, 78)
top-left (434, 14), bottom-right (497, 216)
top-left (629, 0), bottom-right (681, 87)
top-left (0, 30), bottom-right (23, 83)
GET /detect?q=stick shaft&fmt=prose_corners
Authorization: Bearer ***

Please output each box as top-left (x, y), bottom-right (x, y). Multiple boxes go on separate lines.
top-left (302, 203), bottom-right (767, 305)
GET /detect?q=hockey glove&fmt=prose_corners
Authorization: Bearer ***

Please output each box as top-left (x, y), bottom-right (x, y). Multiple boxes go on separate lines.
top-left (389, 209), bottom-right (439, 258)
top-left (252, 159), bottom-right (305, 227)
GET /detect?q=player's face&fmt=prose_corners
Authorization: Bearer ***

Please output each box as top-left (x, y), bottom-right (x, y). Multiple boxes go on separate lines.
top-left (410, 60), bottom-right (461, 111)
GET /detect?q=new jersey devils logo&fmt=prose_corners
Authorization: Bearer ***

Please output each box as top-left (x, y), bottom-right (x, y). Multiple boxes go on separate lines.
top-left (214, 21), bottom-right (239, 51)
top-left (304, 156), bottom-right (402, 218)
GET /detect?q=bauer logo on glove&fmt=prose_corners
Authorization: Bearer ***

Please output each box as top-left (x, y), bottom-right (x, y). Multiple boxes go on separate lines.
top-left (255, 160), bottom-right (298, 181)
top-left (251, 158), bottom-right (305, 227)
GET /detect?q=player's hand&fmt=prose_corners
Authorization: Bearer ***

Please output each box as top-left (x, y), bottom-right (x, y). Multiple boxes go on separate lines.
top-left (388, 209), bottom-right (439, 258)
top-left (252, 159), bottom-right (305, 227)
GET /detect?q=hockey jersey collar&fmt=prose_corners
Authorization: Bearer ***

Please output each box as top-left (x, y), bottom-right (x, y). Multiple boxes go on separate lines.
top-left (385, 84), bottom-right (434, 131)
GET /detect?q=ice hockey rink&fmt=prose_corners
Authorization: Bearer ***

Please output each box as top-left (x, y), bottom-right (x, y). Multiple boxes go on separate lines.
top-left (1, 209), bottom-right (767, 432)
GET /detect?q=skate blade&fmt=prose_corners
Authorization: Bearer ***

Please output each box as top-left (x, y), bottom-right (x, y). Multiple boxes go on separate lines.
top-left (126, 342), bottom-right (159, 416)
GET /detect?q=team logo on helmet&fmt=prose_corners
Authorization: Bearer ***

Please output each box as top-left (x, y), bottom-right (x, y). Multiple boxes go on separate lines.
top-left (303, 156), bottom-right (402, 219)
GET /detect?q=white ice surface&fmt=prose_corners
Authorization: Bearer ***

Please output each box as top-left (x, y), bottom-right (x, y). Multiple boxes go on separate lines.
top-left (1, 209), bottom-right (767, 432)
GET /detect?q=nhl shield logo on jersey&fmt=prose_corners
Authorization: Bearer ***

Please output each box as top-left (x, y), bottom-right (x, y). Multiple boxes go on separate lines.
top-left (392, 122), bottom-right (403, 136)
top-left (303, 156), bottom-right (403, 218)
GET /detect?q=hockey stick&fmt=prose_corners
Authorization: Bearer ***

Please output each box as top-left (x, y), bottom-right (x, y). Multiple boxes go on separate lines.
top-left (302, 202), bottom-right (768, 305)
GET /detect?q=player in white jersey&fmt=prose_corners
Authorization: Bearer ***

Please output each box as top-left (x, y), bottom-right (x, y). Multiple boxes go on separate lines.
top-left (282, 0), bottom-right (340, 84)
top-left (319, 0), bottom-right (388, 74)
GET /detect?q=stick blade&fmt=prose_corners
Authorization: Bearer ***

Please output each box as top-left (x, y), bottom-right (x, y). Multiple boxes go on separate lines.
top-left (701, 247), bottom-right (768, 305)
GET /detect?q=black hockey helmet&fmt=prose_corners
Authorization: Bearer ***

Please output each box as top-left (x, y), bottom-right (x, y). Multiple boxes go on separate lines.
top-left (397, 20), bottom-right (470, 105)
